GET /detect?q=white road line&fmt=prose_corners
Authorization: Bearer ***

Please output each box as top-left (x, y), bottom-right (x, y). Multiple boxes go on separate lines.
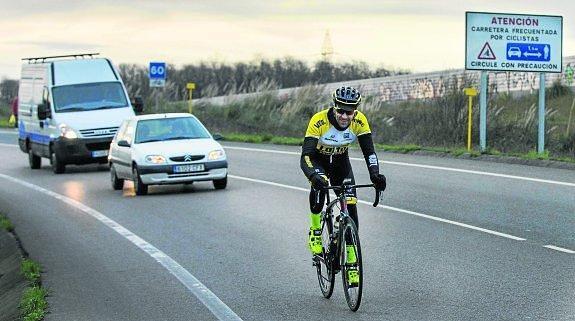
top-left (543, 245), bottom-right (575, 254)
top-left (225, 146), bottom-right (298, 156)
top-left (0, 130), bottom-right (18, 135)
top-left (0, 174), bottom-right (243, 321)
top-left (229, 175), bottom-right (527, 241)
top-left (230, 175), bottom-right (309, 192)
top-left (374, 204), bottom-right (526, 241)
top-left (0, 143), bottom-right (18, 148)
top-left (224, 146), bottom-right (575, 188)
top-left (381, 161), bottom-right (575, 188)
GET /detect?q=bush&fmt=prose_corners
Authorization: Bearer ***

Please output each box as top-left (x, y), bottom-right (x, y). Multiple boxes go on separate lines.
top-left (548, 79), bottom-right (572, 100)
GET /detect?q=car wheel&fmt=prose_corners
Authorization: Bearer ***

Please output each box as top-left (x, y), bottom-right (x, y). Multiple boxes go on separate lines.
top-left (28, 150), bottom-right (41, 169)
top-left (133, 167), bottom-right (148, 195)
top-left (213, 176), bottom-right (227, 190)
top-left (110, 164), bottom-right (124, 190)
top-left (51, 152), bottom-right (66, 174)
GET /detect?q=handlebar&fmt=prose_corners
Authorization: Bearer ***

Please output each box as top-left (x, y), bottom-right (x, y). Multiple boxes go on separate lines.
top-left (323, 183), bottom-right (384, 207)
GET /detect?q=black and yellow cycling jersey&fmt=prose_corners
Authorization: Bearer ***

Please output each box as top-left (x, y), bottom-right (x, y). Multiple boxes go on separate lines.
top-left (300, 107), bottom-right (379, 182)
top-left (304, 108), bottom-right (371, 156)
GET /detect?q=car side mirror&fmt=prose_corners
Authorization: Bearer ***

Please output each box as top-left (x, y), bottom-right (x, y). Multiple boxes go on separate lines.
top-left (212, 133), bottom-right (224, 141)
top-left (37, 103), bottom-right (51, 120)
top-left (132, 96), bottom-right (144, 114)
top-left (117, 140), bottom-right (131, 147)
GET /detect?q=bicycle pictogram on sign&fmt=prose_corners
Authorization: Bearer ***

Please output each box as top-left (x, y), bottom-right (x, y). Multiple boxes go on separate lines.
top-left (478, 42), bottom-right (496, 60)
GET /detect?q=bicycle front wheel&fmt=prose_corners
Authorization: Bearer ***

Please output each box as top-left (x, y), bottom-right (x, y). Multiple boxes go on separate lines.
top-left (315, 213), bottom-right (335, 298)
top-left (341, 219), bottom-right (363, 311)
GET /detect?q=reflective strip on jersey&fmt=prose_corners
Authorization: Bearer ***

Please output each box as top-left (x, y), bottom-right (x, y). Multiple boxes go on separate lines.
top-left (304, 155), bottom-right (313, 168)
top-left (368, 153), bottom-right (378, 167)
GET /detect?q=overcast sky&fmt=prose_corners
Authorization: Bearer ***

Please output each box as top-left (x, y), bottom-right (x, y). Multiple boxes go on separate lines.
top-left (1, 0), bottom-right (574, 79)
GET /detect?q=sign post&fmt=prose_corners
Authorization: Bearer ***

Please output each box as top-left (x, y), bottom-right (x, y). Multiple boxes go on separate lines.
top-left (538, 73), bottom-right (546, 154)
top-left (149, 62), bottom-right (167, 112)
top-left (480, 72), bottom-right (487, 152)
top-left (465, 12), bottom-right (563, 154)
top-left (464, 87), bottom-right (478, 151)
top-left (186, 82), bottom-right (196, 114)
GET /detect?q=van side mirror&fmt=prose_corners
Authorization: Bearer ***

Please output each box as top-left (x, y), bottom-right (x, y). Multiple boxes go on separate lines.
top-left (212, 133), bottom-right (224, 141)
top-left (117, 140), bottom-right (131, 147)
top-left (132, 96), bottom-right (144, 114)
top-left (37, 103), bottom-right (51, 120)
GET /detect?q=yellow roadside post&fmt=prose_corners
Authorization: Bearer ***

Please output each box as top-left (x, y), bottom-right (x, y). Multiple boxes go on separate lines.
top-left (463, 87), bottom-right (478, 151)
top-left (186, 82), bottom-right (196, 114)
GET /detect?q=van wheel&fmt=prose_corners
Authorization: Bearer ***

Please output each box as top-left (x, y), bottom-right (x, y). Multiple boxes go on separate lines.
top-left (28, 151), bottom-right (41, 169)
top-left (133, 167), bottom-right (148, 196)
top-left (213, 176), bottom-right (227, 190)
top-left (50, 152), bottom-right (66, 174)
top-left (110, 164), bottom-right (124, 190)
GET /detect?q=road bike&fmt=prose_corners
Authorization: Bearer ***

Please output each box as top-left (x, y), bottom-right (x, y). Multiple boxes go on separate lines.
top-left (312, 182), bottom-right (382, 311)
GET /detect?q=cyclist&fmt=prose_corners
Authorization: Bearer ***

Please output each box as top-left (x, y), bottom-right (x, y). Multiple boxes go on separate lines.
top-left (300, 86), bottom-right (387, 285)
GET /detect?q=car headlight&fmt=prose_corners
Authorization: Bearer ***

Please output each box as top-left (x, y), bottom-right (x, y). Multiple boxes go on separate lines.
top-left (59, 124), bottom-right (78, 139)
top-left (145, 155), bottom-right (166, 164)
top-left (208, 149), bottom-right (225, 160)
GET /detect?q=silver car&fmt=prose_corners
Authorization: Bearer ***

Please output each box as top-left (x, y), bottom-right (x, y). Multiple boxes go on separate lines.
top-left (108, 113), bottom-right (228, 195)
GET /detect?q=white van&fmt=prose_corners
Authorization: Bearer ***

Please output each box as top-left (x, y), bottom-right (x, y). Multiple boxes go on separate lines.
top-left (17, 54), bottom-right (143, 173)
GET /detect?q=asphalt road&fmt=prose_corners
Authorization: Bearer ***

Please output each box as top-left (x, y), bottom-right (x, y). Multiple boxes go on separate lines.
top-left (0, 129), bottom-right (573, 321)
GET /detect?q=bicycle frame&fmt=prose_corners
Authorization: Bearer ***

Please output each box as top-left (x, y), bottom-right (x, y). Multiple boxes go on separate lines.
top-left (321, 183), bottom-right (381, 270)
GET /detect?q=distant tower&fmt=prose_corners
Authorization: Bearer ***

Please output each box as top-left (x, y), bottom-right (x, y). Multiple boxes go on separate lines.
top-left (321, 30), bottom-right (334, 62)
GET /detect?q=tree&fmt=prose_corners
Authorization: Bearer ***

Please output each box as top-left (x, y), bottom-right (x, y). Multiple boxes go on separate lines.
top-left (119, 58), bottom-right (400, 103)
top-left (0, 78), bottom-right (19, 104)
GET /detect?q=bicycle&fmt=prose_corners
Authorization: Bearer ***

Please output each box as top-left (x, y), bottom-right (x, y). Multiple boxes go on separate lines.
top-left (312, 182), bottom-right (382, 311)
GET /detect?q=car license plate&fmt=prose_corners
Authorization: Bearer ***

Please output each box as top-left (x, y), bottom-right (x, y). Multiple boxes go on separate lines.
top-left (91, 150), bottom-right (109, 157)
top-left (173, 164), bottom-right (205, 173)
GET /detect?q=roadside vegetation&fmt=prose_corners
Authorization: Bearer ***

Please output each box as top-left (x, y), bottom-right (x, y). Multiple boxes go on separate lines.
top-left (0, 213), bottom-right (14, 231)
top-left (20, 259), bottom-right (47, 321)
top-left (153, 79), bottom-right (574, 162)
top-left (0, 78), bottom-right (18, 127)
top-left (0, 102), bottom-right (12, 128)
top-left (0, 214), bottom-right (48, 321)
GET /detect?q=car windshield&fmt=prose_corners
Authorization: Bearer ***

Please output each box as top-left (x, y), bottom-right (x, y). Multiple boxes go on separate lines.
top-left (52, 82), bottom-right (128, 112)
top-left (135, 117), bottom-right (212, 143)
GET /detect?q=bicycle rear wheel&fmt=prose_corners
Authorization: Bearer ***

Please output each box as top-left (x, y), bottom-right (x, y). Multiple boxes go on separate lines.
top-left (341, 219), bottom-right (363, 311)
top-left (314, 212), bottom-right (335, 298)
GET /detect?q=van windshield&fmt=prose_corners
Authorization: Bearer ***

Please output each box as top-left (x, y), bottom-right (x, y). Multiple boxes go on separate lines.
top-left (52, 82), bottom-right (128, 112)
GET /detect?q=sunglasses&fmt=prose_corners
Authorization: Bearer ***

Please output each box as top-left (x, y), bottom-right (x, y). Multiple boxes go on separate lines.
top-left (334, 108), bottom-right (355, 116)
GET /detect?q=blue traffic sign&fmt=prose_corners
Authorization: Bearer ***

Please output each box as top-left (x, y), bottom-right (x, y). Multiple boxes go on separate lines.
top-left (506, 43), bottom-right (551, 62)
top-left (149, 62), bottom-right (166, 79)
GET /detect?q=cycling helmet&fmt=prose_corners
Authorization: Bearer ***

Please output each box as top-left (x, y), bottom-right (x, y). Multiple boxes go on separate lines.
top-left (333, 86), bottom-right (361, 110)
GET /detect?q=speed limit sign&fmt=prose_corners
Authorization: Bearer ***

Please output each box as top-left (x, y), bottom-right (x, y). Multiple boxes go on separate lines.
top-left (149, 62), bottom-right (166, 87)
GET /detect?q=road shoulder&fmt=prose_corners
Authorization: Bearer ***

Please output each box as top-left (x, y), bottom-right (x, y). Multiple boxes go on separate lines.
top-left (0, 228), bottom-right (26, 321)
